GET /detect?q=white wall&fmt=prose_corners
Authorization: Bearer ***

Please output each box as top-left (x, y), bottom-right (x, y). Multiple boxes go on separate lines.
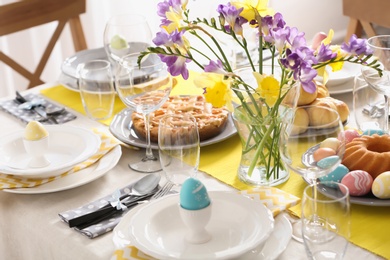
top-left (0, 0), bottom-right (350, 97)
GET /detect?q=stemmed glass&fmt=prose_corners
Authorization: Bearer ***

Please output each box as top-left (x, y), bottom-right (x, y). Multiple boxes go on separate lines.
top-left (103, 14), bottom-right (152, 65)
top-left (361, 35), bottom-right (390, 133)
top-left (279, 105), bottom-right (346, 245)
top-left (115, 53), bottom-right (172, 173)
top-left (158, 114), bottom-right (200, 188)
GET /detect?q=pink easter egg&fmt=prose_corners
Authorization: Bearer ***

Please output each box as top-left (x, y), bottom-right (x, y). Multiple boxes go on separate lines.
top-left (341, 170), bottom-right (373, 196)
top-left (313, 147), bottom-right (336, 162)
top-left (339, 129), bottom-right (360, 144)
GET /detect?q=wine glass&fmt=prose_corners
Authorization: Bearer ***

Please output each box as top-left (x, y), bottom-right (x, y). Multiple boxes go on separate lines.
top-left (279, 105), bottom-right (346, 242)
top-left (115, 53), bottom-right (172, 173)
top-left (302, 181), bottom-right (350, 260)
top-left (158, 114), bottom-right (200, 188)
top-left (361, 35), bottom-right (390, 133)
top-left (103, 14), bottom-right (152, 65)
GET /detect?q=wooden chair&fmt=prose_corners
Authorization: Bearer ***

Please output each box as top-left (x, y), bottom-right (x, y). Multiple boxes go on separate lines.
top-left (0, 0), bottom-right (87, 88)
top-left (343, 0), bottom-right (390, 42)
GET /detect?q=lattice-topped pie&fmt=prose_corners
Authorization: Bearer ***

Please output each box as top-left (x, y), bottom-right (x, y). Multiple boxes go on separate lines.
top-left (131, 95), bottom-right (229, 142)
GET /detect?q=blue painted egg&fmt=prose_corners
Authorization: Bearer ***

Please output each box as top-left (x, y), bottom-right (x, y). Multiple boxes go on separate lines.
top-left (362, 129), bottom-right (386, 136)
top-left (317, 155), bottom-right (341, 169)
top-left (319, 164), bottom-right (349, 187)
top-left (180, 178), bottom-right (210, 210)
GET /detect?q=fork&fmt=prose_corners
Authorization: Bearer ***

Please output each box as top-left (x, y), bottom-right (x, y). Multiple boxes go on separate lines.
top-left (74, 181), bottom-right (175, 230)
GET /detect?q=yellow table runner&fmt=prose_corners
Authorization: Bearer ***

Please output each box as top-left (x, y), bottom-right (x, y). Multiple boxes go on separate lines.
top-left (41, 72), bottom-right (390, 259)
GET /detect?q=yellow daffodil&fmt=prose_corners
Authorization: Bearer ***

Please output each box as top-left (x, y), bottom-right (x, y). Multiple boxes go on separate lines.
top-left (193, 73), bottom-right (231, 108)
top-left (231, 0), bottom-right (274, 22)
top-left (253, 72), bottom-right (280, 106)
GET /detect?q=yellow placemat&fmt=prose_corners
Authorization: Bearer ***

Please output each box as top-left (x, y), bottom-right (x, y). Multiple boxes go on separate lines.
top-left (0, 129), bottom-right (120, 189)
top-left (41, 71), bottom-right (204, 126)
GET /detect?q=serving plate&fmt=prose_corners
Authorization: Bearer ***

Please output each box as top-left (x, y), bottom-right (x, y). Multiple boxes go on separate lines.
top-left (316, 62), bottom-right (360, 88)
top-left (0, 126), bottom-right (100, 178)
top-left (113, 206), bottom-right (291, 260)
top-left (109, 108), bottom-right (237, 149)
top-left (3, 145), bottom-right (121, 194)
top-left (302, 145), bottom-right (390, 207)
top-left (126, 191), bottom-right (273, 260)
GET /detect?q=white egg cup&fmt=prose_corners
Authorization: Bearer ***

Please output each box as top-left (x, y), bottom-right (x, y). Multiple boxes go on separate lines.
top-left (23, 136), bottom-right (50, 168)
top-left (179, 203), bottom-right (212, 244)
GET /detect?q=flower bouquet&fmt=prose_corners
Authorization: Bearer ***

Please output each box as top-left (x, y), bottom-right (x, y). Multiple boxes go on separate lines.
top-left (139, 0), bottom-right (382, 186)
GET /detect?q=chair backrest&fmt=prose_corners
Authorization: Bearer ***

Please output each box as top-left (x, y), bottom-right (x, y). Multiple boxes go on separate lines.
top-left (0, 0), bottom-right (88, 88)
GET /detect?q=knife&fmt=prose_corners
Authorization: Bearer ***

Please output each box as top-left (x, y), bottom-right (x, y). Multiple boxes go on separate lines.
top-left (15, 91), bottom-right (58, 124)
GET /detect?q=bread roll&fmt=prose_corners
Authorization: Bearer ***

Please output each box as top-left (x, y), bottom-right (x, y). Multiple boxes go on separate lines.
top-left (316, 82), bottom-right (329, 98)
top-left (290, 107), bottom-right (309, 135)
top-left (307, 98), bottom-right (339, 127)
top-left (297, 84), bottom-right (317, 105)
top-left (330, 97), bottom-right (349, 123)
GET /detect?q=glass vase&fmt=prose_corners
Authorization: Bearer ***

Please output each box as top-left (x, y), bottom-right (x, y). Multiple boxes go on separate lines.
top-left (231, 65), bottom-right (300, 186)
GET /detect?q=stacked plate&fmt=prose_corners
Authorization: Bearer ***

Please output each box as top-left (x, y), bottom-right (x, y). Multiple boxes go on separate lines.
top-left (113, 191), bottom-right (293, 260)
top-left (0, 125), bottom-right (121, 194)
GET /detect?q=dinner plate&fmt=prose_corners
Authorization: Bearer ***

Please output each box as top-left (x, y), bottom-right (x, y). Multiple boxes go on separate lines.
top-left (2, 145), bottom-right (121, 194)
top-left (113, 205), bottom-right (291, 260)
top-left (60, 44), bottom-right (148, 91)
top-left (0, 126), bottom-right (100, 178)
top-left (109, 108), bottom-right (237, 149)
top-left (316, 62), bottom-right (361, 88)
top-left (126, 191), bottom-right (274, 260)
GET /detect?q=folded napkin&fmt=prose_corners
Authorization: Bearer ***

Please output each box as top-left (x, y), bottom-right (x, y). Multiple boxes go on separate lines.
top-left (110, 188), bottom-right (300, 260)
top-left (0, 129), bottom-right (119, 190)
top-left (0, 93), bottom-right (77, 125)
top-left (59, 183), bottom-right (161, 239)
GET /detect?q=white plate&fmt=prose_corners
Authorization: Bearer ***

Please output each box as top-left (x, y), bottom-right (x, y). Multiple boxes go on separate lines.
top-left (113, 206), bottom-right (291, 260)
top-left (316, 62), bottom-right (360, 88)
top-left (2, 145), bottom-right (121, 194)
top-left (109, 108), bottom-right (237, 149)
top-left (126, 191), bottom-right (274, 260)
top-left (0, 126), bottom-right (100, 178)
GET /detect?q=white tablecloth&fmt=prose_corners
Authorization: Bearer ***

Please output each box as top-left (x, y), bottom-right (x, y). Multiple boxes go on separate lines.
top-left (0, 83), bottom-right (384, 260)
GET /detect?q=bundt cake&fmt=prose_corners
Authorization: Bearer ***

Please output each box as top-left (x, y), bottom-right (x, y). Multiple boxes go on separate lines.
top-left (342, 134), bottom-right (390, 179)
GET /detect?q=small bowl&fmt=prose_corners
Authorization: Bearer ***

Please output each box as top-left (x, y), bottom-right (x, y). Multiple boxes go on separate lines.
top-left (23, 136), bottom-right (50, 168)
top-left (179, 203), bottom-right (212, 244)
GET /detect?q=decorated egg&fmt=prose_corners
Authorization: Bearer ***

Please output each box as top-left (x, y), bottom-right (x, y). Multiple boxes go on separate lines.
top-left (313, 148), bottom-right (336, 162)
top-left (317, 155), bottom-right (340, 169)
top-left (372, 171), bottom-right (390, 199)
top-left (340, 129), bottom-right (360, 143)
top-left (319, 164), bottom-right (349, 186)
top-left (362, 129), bottom-right (386, 136)
top-left (320, 137), bottom-right (341, 152)
top-left (24, 121), bottom-right (49, 141)
top-left (180, 178), bottom-right (210, 210)
top-left (341, 170), bottom-right (373, 196)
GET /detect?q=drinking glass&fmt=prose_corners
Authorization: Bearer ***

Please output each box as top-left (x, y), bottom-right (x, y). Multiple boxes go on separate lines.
top-left (361, 35), bottom-right (390, 133)
top-left (115, 53), bottom-right (172, 173)
top-left (279, 105), bottom-right (346, 242)
top-left (77, 60), bottom-right (115, 121)
top-left (103, 14), bottom-right (152, 64)
top-left (302, 182), bottom-right (350, 260)
top-left (158, 114), bottom-right (200, 187)
top-left (353, 74), bottom-right (386, 133)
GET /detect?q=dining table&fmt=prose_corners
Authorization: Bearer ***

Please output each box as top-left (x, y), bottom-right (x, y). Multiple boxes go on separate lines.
top-left (0, 70), bottom-right (389, 260)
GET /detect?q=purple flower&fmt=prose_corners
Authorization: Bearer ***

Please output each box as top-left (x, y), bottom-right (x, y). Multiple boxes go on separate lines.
top-left (266, 27), bottom-right (289, 52)
top-left (204, 60), bottom-right (226, 74)
top-left (156, 0), bottom-right (184, 27)
top-left (217, 3), bottom-right (247, 36)
top-left (262, 13), bottom-right (286, 36)
top-left (341, 34), bottom-right (373, 55)
top-left (153, 29), bottom-right (186, 48)
top-left (287, 27), bottom-right (306, 51)
top-left (316, 44), bottom-right (337, 62)
top-left (280, 49), bottom-right (301, 71)
top-left (159, 54), bottom-right (190, 79)
top-left (298, 64), bottom-right (317, 93)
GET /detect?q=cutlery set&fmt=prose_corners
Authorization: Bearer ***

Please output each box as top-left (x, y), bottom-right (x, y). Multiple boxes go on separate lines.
top-left (14, 91), bottom-right (65, 124)
top-left (67, 180), bottom-right (174, 230)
